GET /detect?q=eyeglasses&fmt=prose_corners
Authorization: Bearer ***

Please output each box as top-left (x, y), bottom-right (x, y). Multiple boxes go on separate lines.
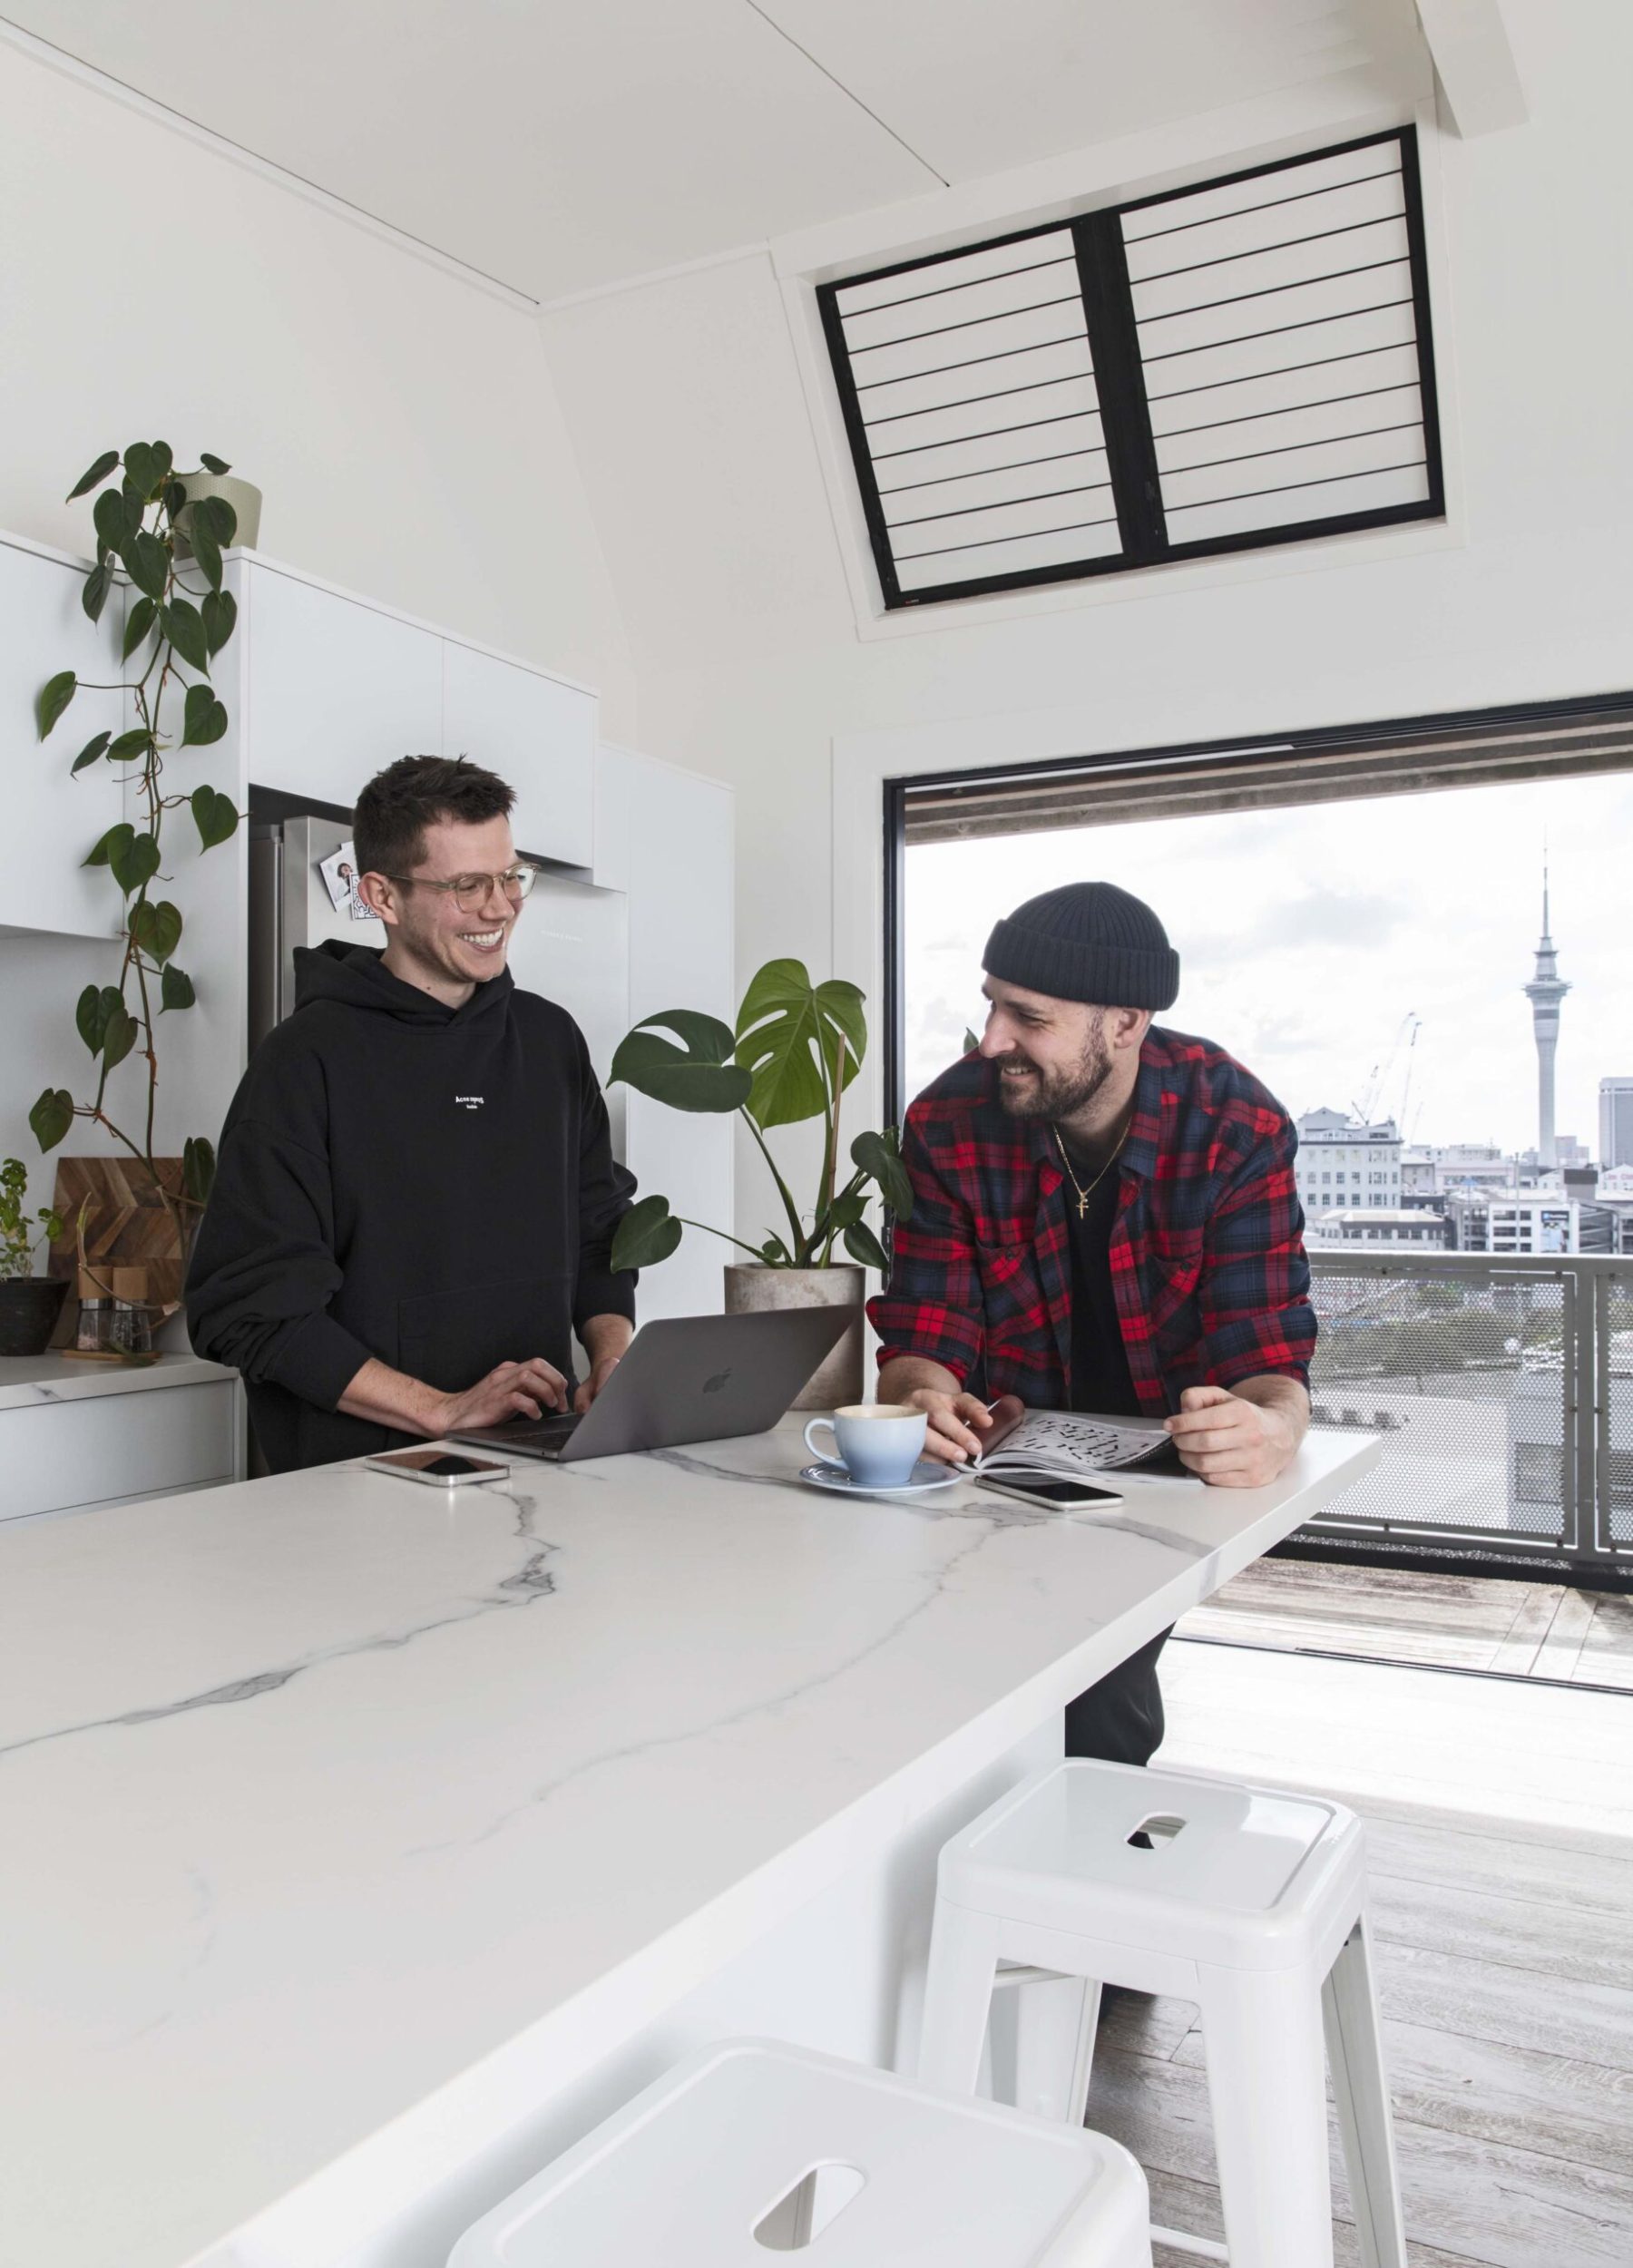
top-left (380, 864), bottom-right (538, 913)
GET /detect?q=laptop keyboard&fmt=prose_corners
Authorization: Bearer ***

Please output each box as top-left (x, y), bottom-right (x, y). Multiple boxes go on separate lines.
top-left (498, 1411), bottom-right (582, 1446)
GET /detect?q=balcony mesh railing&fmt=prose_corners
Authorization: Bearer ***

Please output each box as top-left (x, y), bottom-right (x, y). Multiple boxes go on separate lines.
top-left (1302, 1254), bottom-right (1630, 1573)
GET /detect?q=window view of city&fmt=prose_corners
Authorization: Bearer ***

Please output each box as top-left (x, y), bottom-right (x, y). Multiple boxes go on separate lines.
top-left (902, 767), bottom-right (1633, 1559)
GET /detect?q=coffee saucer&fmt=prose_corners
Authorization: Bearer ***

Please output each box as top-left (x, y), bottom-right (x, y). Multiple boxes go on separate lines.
top-left (798, 1459), bottom-right (962, 1500)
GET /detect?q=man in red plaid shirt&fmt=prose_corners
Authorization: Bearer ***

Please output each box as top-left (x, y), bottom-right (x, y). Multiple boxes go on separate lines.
top-left (869, 880), bottom-right (1315, 1765)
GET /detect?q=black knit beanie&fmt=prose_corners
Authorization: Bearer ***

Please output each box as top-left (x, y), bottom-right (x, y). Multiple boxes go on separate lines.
top-left (983, 882), bottom-right (1179, 1011)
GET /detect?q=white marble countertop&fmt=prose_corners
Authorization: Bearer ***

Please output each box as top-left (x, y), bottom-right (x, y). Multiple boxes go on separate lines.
top-left (0, 1419), bottom-right (1376, 2268)
top-left (0, 1348), bottom-right (232, 1409)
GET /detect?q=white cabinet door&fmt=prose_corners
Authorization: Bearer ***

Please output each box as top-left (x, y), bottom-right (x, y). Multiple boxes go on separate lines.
top-left (245, 565), bottom-right (443, 809)
top-left (442, 641), bottom-right (594, 869)
top-left (600, 748), bottom-right (734, 1323)
top-left (0, 541), bottom-right (124, 938)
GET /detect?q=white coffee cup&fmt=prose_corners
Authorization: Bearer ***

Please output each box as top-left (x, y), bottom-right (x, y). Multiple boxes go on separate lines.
top-left (804, 1403), bottom-right (929, 1489)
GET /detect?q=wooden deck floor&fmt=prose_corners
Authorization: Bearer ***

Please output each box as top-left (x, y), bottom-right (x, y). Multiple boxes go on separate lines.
top-left (1084, 1641), bottom-right (1633, 2267)
top-left (1176, 1556), bottom-right (1633, 1687)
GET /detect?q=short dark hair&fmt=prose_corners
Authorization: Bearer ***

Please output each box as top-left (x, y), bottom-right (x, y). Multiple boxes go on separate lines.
top-left (352, 755), bottom-right (515, 878)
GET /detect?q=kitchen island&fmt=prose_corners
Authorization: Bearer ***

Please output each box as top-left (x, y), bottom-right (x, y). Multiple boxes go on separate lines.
top-left (0, 1418), bottom-right (1376, 2268)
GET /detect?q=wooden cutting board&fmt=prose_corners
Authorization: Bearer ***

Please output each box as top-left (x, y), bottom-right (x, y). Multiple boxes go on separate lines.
top-left (46, 1155), bottom-right (189, 1311)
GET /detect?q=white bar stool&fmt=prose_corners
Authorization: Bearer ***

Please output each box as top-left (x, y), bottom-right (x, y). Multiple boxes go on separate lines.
top-left (918, 1761), bottom-right (1406, 2268)
top-left (449, 2037), bottom-right (1154, 2266)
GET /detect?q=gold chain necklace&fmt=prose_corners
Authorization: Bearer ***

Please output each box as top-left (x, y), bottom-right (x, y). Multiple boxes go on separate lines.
top-left (1053, 1118), bottom-right (1130, 1220)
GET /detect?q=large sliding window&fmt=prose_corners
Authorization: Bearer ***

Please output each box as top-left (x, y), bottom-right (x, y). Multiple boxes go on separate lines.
top-left (884, 692), bottom-right (1633, 1584)
top-left (821, 129), bottom-right (1442, 610)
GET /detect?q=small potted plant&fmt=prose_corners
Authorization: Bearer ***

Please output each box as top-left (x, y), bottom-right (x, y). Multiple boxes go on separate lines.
top-left (608, 960), bottom-right (913, 1408)
top-left (0, 1159), bottom-right (68, 1357)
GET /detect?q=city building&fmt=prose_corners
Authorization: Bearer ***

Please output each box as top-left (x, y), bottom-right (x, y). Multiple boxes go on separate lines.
top-left (1522, 860), bottom-right (1569, 1168)
top-left (1294, 1110), bottom-right (1403, 1215)
top-left (1305, 1208), bottom-right (1450, 1250)
top-left (1601, 1077), bottom-right (1633, 1169)
top-left (1444, 1189), bottom-right (1617, 1256)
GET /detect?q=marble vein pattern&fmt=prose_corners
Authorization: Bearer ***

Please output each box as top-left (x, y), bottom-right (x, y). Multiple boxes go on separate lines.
top-left (0, 1416), bottom-right (1375, 2268)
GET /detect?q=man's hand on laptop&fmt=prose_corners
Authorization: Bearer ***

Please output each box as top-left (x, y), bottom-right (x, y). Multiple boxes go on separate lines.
top-left (574, 1314), bottom-right (635, 1413)
top-left (435, 1357), bottom-right (572, 1435)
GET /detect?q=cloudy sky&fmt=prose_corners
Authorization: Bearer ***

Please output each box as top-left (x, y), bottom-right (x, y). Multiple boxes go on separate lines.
top-left (904, 770), bottom-right (1633, 1158)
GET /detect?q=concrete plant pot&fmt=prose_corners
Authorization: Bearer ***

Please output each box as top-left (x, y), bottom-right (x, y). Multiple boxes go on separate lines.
top-left (174, 471), bottom-right (262, 558)
top-left (723, 1262), bottom-right (865, 1412)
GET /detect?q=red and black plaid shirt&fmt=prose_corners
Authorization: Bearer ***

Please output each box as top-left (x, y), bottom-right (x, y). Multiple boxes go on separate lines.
top-left (867, 1026), bottom-right (1315, 1413)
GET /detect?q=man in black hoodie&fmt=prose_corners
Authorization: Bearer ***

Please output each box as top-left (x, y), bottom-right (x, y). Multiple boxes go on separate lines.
top-left (187, 756), bottom-right (637, 1471)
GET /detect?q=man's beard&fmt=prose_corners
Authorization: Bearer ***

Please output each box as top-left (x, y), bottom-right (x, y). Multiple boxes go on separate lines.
top-left (995, 1011), bottom-right (1113, 1120)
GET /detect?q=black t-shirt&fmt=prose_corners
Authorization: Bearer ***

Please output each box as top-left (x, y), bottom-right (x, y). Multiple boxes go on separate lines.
top-left (1059, 1134), bottom-right (1142, 1418)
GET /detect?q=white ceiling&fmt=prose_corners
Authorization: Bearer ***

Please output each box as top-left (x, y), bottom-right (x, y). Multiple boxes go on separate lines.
top-left (3, 0), bottom-right (1431, 302)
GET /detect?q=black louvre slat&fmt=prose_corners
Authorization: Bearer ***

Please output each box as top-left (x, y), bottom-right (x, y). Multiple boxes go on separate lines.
top-left (815, 127), bottom-right (1441, 611)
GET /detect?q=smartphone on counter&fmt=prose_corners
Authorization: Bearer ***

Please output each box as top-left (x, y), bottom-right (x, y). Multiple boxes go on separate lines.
top-left (366, 1448), bottom-right (511, 1488)
top-left (976, 1474), bottom-right (1123, 1511)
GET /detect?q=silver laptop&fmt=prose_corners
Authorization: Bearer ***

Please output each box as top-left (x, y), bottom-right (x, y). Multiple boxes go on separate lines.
top-left (451, 1307), bottom-right (852, 1461)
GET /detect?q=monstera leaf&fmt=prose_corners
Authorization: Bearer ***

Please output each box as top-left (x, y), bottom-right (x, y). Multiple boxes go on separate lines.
top-left (734, 959), bottom-right (865, 1130)
top-left (609, 1011), bottom-right (752, 1114)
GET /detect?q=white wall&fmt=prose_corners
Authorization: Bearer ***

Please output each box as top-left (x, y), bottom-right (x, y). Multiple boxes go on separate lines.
top-left (539, 0), bottom-right (1633, 1235)
top-left (0, 42), bottom-right (636, 1199)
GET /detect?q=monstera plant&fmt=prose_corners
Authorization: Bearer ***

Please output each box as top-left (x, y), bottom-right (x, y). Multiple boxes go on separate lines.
top-left (29, 441), bottom-right (245, 1239)
top-left (609, 959), bottom-right (913, 1274)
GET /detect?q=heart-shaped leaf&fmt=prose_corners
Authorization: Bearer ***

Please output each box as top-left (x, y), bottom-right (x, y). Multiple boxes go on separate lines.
top-left (81, 560), bottom-right (112, 624)
top-left (181, 685), bottom-right (229, 748)
top-left (851, 1128), bottom-right (914, 1220)
top-left (163, 595), bottom-right (210, 673)
top-left (130, 898), bottom-right (182, 963)
top-left (190, 516), bottom-right (223, 591)
top-left (843, 1218), bottom-right (888, 1272)
top-left (109, 829), bottom-right (160, 894)
top-left (199, 453), bottom-right (232, 477)
top-left (75, 984), bottom-right (120, 1053)
top-left (67, 449), bottom-right (120, 502)
top-left (149, 440), bottom-right (173, 483)
top-left (610, 1194), bottom-right (682, 1273)
top-left (161, 963), bottom-right (195, 1011)
top-left (84, 821), bottom-right (133, 869)
top-left (107, 728), bottom-right (152, 763)
top-left (29, 1088), bottom-right (74, 1153)
top-left (201, 588), bottom-right (237, 655)
top-left (71, 731), bottom-right (112, 775)
top-left (609, 1010), bottom-right (751, 1113)
top-left (122, 595), bottom-right (158, 660)
top-left (122, 529), bottom-right (169, 601)
top-left (163, 479), bottom-right (188, 521)
top-left (123, 440), bottom-right (160, 498)
top-left (100, 1005), bottom-right (140, 1070)
top-left (182, 1134), bottom-right (217, 1204)
top-left (93, 488), bottom-right (128, 558)
top-left (36, 670), bottom-right (76, 739)
top-left (194, 493), bottom-right (238, 548)
top-left (191, 785), bottom-right (239, 848)
top-left (734, 960), bottom-right (866, 1130)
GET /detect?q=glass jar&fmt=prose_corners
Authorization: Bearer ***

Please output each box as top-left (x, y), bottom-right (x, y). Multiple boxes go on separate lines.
top-left (75, 1295), bottom-right (113, 1354)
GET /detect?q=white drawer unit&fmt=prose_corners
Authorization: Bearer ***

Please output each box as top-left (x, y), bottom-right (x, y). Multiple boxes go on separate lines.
top-left (0, 1367), bottom-right (239, 1523)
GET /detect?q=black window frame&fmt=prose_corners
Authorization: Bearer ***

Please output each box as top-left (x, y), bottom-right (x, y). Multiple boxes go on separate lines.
top-left (819, 126), bottom-right (1444, 612)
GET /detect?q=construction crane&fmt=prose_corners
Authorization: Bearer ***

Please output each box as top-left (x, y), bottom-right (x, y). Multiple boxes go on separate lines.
top-left (1352, 1012), bottom-right (1422, 1128)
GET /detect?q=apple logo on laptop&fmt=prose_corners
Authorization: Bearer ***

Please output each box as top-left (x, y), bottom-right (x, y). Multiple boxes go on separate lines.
top-left (703, 1368), bottom-right (732, 1394)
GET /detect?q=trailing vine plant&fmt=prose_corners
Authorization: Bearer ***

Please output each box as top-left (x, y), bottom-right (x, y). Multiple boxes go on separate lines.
top-left (30, 441), bottom-right (244, 1242)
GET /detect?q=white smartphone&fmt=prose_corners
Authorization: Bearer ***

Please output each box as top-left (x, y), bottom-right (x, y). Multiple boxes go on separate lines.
top-left (976, 1474), bottom-right (1124, 1511)
top-left (365, 1447), bottom-right (511, 1488)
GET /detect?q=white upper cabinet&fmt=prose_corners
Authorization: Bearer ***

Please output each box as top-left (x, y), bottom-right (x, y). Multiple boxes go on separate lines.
top-left (244, 565), bottom-right (444, 810)
top-left (442, 640), bottom-right (595, 870)
top-left (0, 538), bottom-right (124, 940)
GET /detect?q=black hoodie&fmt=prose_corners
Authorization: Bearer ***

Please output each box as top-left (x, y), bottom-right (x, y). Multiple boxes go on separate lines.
top-left (185, 941), bottom-right (636, 1471)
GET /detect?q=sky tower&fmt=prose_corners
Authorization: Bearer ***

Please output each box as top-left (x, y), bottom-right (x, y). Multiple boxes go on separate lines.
top-left (1522, 855), bottom-right (1569, 1168)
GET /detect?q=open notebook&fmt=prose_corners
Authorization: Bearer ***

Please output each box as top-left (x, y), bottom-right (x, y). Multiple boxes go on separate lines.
top-left (969, 1397), bottom-right (1197, 1485)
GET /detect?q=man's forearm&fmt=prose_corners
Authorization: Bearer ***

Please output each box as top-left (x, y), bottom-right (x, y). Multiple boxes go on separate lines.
top-left (337, 1356), bottom-right (457, 1436)
top-left (878, 1354), bottom-right (963, 1403)
top-left (581, 1312), bottom-right (634, 1366)
top-left (1230, 1372), bottom-right (1311, 1445)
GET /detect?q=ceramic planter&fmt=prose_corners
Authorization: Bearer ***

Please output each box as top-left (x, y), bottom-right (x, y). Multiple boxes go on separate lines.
top-left (723, 1262), bottom-right (865, 1411)
top-left (0, 1276), bottom-right (70, 1358)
